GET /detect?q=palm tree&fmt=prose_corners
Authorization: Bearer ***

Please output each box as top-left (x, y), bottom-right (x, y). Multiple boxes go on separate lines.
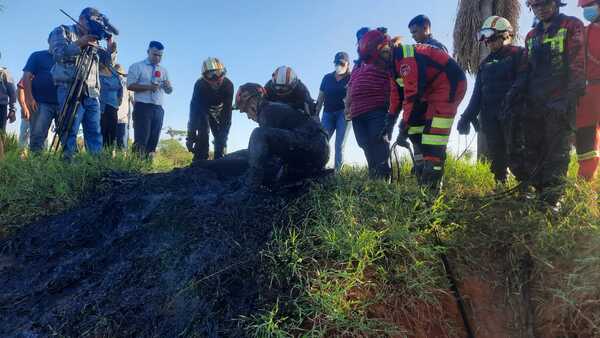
top-left (452, 0), bottom-right (522, 159)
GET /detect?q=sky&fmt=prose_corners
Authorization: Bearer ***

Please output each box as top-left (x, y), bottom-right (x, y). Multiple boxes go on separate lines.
top-left (0, 0), bottom-right (586, 165)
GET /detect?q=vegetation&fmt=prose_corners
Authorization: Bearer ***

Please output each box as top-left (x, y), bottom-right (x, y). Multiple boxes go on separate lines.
top-left (1, 131), bottom-right (598, 337)
top-left (249, 158), bottom-right (599, 337)
top-left (0, 134), bottom-right (192, 236)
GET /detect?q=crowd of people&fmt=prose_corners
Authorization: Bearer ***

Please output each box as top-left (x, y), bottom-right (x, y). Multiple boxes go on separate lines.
top-left (0, 0), bottom-right (598, 210)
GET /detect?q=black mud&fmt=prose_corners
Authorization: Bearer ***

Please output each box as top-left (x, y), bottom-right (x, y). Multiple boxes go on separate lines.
top-left (0, 163), bottom-right (297, 337)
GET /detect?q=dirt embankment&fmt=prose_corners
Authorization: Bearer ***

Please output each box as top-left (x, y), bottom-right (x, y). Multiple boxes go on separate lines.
top-left (0, 164), bottom-right (291, 337)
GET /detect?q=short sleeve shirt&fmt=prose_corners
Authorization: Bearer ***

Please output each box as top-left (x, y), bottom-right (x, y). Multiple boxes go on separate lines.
top-left (319, 72), bottom-right (349, 113)
top-left (127, 59), bottom-right (170, 106)
top-left (23, 50), bottom-right (58, 105)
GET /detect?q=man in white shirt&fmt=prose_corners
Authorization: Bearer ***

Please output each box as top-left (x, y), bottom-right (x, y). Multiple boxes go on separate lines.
top-left (127, 41), bottom-right (173, 156)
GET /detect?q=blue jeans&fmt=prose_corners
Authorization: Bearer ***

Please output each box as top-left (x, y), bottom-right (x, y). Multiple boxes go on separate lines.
top-left (321, 110), bottom-right (351, 171)
top-left (19, 118), bottom-right (31, 148)
top-left (352, 109), bottom-right (390, 179)
top-left (30, 102), bottom-right (59, 152)
top-left (116, 123), bottom-right (129, 150)
top-left (57, 85), bottom-right (102, 157)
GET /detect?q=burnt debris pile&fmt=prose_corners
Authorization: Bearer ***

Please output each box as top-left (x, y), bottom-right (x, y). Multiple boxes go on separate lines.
top-left (0, 164), bottom-right (294, 337)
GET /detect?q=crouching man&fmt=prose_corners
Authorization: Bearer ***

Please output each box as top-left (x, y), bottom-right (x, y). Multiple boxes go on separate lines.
top-left (235, 83), bottom-right (329, 190)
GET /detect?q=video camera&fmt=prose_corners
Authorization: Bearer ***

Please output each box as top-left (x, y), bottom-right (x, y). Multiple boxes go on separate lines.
top-left (86, 14), bottom-right (119, 40)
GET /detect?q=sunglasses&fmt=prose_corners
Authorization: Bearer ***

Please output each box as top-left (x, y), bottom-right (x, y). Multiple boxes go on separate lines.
top-left (205, 71), bottom-right (224, 81)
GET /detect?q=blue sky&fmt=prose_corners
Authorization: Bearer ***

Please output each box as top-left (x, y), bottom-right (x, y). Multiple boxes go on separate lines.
top-left (0, 0), bottom-right (585, 164)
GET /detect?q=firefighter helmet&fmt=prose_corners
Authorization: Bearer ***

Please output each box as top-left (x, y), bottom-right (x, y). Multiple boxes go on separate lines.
top-left (271, 66), bottom-right (298, 95)
top-left (479, 16), bottom-right (513, 41)
top-left (235, 83), bottom-right (265, 112)
top-left (202, 57), bottom-right (226, 79)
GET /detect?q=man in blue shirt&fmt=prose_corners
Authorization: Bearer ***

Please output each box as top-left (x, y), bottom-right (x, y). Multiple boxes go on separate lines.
top-left (23, 46), bottom-right (60, 152)
top-left (408, 15), bottom-right (448, 52)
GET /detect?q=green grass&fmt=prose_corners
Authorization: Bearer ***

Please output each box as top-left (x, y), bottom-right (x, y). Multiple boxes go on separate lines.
top-left (0, 134), bottom-right (192, 236)
top-left (250, 157), bottom-right (600, 337)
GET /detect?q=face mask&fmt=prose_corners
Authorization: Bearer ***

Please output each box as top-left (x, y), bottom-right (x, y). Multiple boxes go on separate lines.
top-left (584, 5), bottom-right (600, 23)
top-left (335, 65), bottom-right (347, 75)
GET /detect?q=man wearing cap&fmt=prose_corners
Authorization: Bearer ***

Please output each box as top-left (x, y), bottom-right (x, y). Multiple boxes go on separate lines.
top-left (508, 0), bottom-right (585, 207)
top-left (48, 7), bottom-right (116, 158)
top-left (315, 52), bottom-right (352, 172)
top-left (187, 57), bottom-right (234, 162)
top-left (127, 41), bottom-right (173, 157)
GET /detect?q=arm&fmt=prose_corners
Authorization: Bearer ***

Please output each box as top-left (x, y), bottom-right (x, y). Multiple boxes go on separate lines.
top-left (461, 71), bottom-right (482, 121)
top-left (162, 69), bottom-right (173, 94)
top-left (22, 72), bottom-right (37, 113)
top-left (48, 26), bottom-right (94, 63)
top-left (126, 64), bottom-right (157, 92)
top-left (315, 91), bottom-right (325, 117)
top-left (400, 57), bottom-right (420, 124)
top-left (187, 81), bottom-right (203, 144)
top-left (566, 19), bottom-right (586, 100)
top-left (221, 80), bottom-right (234, 132)
top-left (4, 72), bottom-right (17, 116)
top-left (17, 82), bottom-right (30, 120)
top-left (344, 79), bottom-right (353, 120)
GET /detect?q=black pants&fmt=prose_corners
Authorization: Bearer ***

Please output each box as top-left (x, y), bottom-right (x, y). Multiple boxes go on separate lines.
top-left (190, 111), bottom-right (229, 162)
top-left (247, 127), bottom-right (329, 187)
top-left (101, 104), bottom-right (118, 148)
top-left (523, 108), bottom-right (573, 203)
top-left (132, 102), bottom-right (164, 156)
top-left (0, 104), bottom-right (7, 132)
top-left (481, 113), bottom-right (510, 182)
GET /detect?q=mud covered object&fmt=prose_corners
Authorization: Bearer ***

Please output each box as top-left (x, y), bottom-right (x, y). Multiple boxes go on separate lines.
top-left (247, 101), bottom-right (330, 189)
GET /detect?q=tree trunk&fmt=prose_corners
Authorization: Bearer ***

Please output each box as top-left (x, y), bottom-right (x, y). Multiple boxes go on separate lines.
top-left (477, 0), bottom-right (495, 161)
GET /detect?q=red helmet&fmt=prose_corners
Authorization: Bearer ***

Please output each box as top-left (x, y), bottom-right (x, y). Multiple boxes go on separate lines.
top-left (358, 30), bottom-right (390, 62)
top-left (579, 0), bottom-right (597, 6)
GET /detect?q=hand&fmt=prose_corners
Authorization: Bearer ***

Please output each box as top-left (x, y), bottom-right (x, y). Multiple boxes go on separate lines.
top-left (161, 80), bottom-right (172, 91)
top-left (8, 108), bottom-right (16, 123)
top-left (396, 121), bottom-right (410, 147)
top-left (379, 114), bottom-right (398, 142)
top-left (344, 108), bottom-right (352, 121)
top-left (149, 83), bottom-right (161, 92)
top-left (76, 35), bottom-right (98, 48)
top-left (457, 116), bottom-right (471, 135)
top-left (108, 40), bottom-right (117, 53)
top-left (186, 138), bottom-right (194, 152)
top-left (25, 94), bottom-right (38, 113)
top-left (21, 106), bottom-right (31, 121)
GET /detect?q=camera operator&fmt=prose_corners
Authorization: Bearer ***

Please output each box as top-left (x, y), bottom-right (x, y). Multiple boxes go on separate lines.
top-left (127, 41), bottom-right (173, 157)
top-left (48, 7), bottom-right (117, 159)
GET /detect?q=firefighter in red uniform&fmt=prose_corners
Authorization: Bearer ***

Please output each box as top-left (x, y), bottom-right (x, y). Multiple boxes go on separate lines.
top-left (369, 30), bottom-right (467, 191)
top-left (508, 0), bottom-right (586, 207)
top-left (577, 0), bottom-right (600, 181)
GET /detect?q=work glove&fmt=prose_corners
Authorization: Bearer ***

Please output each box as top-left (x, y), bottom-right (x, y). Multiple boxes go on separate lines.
top-left (457, 115), bottom-right (478, 135)
top-left (379, 114), bottom-right (398, 142)
top-left (396, 120), bottom-right (410, 148)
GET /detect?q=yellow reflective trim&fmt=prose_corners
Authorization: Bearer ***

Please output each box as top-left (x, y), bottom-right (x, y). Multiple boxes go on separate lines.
top-left (422, 134), bottom-right (449, 146)
top-left (543, 28), bottom-right (567, 53)
top-left (408, 126), bottom-right (425, 135)
top-left (433, 166), bottom-right (443, 171)
top-left (431, 117), bottom-right (455, 129)
top-left (402, 45), bottom-right (415, 58)
top-left (577, 150), bottom-right (600, 161)
top-left (395, 78), bottom-right (404, 87)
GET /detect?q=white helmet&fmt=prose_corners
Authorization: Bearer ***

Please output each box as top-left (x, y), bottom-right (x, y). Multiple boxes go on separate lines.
top-left (271, 66), bottom-right (298, 94)
top-left (479, 16), bottom-right (513, 41)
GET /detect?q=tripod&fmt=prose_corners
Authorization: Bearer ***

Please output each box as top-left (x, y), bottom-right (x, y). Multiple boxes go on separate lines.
top-left (50, 46), bottom-right (98, 153)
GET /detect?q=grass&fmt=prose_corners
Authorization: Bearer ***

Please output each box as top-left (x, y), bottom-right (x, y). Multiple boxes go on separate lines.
top-left (0, 134), bottom-right (192, 237)
top-left (250, 157), bottom-right (600, 337)
top-left (1, 132), bottom-right (599, 337)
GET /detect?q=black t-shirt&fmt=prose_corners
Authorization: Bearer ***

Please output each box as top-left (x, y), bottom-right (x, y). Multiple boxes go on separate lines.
top-left (22, 50), bottom-right (58, 104)
top-left (189, 77), bottom-right (234, 130)
top-left (319, 72), bottom-right (349, 113)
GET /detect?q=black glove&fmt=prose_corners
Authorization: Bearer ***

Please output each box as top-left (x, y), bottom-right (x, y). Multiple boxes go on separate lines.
top-left (457, 115), bottom-right (478, 135)
top-left (379, 114), bottom-right (398, 142)
top-left (186, 135), bottom-right (194, 152)
top-left (396, 120), bottom-right (410, 147)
